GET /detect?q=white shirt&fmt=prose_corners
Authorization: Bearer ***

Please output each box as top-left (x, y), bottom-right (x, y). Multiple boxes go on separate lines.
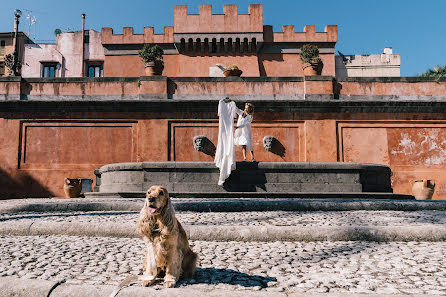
top-left (234, 108), bottom-right (253, 151)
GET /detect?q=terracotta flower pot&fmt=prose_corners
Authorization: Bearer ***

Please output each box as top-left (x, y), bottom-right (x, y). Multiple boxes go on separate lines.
top-left (63, 178), bottom-right (82, 198)
top-left (412, 179), bottom-right (435, 200)
top-left (144, 62), bottom-right (164, 76)
top-left (223, 69), bottom-right (243, 77)
top-left (302, 61), bottom-right (323, 76)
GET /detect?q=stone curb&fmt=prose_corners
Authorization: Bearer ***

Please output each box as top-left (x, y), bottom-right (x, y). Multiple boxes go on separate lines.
top-left (2, 198), bottom-right (446, 213)
top-left (0, 276), bottom-right (428, 297)
top-left (1, 221), bottom-right (446, 242)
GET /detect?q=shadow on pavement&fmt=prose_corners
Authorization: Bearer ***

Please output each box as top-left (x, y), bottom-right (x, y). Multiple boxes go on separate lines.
top-left (179, 267), bottom-right (276, 288)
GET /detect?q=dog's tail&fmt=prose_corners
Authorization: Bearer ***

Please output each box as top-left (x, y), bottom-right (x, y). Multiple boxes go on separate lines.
top-left (182, 249), bottom-right (198, 279)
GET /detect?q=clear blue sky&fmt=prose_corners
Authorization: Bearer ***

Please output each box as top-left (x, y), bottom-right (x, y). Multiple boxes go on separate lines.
top-left (1, 0), bottom-right (444, 76)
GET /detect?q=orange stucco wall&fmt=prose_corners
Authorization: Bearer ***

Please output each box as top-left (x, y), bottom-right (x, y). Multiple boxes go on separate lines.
top-left (1, 77), bottom-right (446, 199)
top-left (105, 53), bottom-right (335, 77)
top-left (2, 112), bottom-right (446, 199)
top-left (102, 4), bottom-right (337, 77)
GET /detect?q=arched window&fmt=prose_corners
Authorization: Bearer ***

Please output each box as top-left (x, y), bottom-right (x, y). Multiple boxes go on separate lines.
top-left (251, 38), bottom-right (257, 53)
top-left (204, 38), bottom-right (209, 54)
top-left (188, 38), bottom-right (193, 52)
top-left (228, 38), bottom-right (233, 53)
top-left (212, 38), bottom-right (217, 53)
top-left (180, 38), bottom-right (186, 52)
top-left (220, 38), bottom-right (225, 53)
top-left (235, 38), bottom-right (241, 53)
top-left (196, 38), bottom-right (201, 53)
top-left (243, 38), bottom-right (249, 53)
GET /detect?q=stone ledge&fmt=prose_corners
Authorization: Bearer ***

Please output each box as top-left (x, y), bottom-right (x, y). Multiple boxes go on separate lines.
top-left (3, 198), bottom-right (445, 214)
top-left (98, 161), bottom-right (390, 173)
top-left (1, 221), bottom-right (445, 242)
top-left (1, 76), bottom-right (444, 83)
top-left (2, 101), bottom-right (446, 114)
top-left (85, 192), bottom-right (411, 199)
top-left (337, 76), bottom-right (446, 83)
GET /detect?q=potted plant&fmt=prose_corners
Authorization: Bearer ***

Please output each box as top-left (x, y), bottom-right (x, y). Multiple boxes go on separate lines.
top-left (300, 44), bottom-right (323, 76)
top-left (223, 64), bottom-right (243, 77)
top-left (138, 44), bottom-right (164, 76)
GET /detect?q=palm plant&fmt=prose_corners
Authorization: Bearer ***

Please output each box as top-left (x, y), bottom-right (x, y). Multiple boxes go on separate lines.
top-left (419, 64), bottom-right (446, 78)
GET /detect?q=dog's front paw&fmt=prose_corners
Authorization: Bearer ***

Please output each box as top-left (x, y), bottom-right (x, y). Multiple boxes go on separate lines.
top-left (164, 280), bottom-right (176, 288)
top-left (141, 279), bottom-right (156, 287)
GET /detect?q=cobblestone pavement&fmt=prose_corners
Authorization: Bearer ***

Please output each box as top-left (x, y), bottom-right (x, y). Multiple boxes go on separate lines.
top-left (0, 235), bottom-right (445, 295)
top-left (1, 210), bottom-right (446, 227)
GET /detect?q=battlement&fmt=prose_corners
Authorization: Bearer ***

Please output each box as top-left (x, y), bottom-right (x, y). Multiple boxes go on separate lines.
top-left (272, 25), bottom-right (338, 43)
top-left (101, 26), bottom-right (174, 45)
top-left (174, 4), bottom-right (263, 33)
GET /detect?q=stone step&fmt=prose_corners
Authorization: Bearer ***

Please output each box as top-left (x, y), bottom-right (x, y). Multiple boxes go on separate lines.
top-left (85, 191), bottom-right (412, 200)
top-left (2, 210), bottom-right (445, 241)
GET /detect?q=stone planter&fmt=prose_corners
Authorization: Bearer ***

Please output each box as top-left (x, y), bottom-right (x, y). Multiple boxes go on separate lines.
top-left (302, 61), bottom-right (323, 76)
top-left (412, 179), bottom-right (435, 200)
top-left (144, 62), bottom-right (163, 76)
top-left (223, 69), bottom-right (243, 77)
top-left (63, 178), bottom-right (82, 198)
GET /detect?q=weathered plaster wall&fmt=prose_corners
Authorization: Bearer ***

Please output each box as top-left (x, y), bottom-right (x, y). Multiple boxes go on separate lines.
top-left (22, 30), bottom-right (104, 78)
top-left (336, 50), bottom-right (401, 78)
top-left (1, 77), bottom-right (446, 199)
top-left (259, 53), bottom-right (334, 77)
top-left (102, 5), bottom-right (337, 77)
top-left (22, 44), bottom-right (63, 77)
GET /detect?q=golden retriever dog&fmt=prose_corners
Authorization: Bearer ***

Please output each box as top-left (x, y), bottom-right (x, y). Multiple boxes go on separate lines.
top-left (138, 186), bottom-right (197, 288)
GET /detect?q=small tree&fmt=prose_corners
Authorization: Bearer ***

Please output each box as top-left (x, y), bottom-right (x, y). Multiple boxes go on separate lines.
top-left (4, 54), bottom-right (21, 75)
top-left (300, 44), bottom-right (322, 64)
top-left (138, 44), bottom-right (164, 67)
top-left (4, 54), bottom-right (13, 71)
top-left (419, 65), bottom-right (446, 78)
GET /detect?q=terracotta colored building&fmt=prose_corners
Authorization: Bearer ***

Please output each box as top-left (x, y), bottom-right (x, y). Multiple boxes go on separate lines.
top-left (0, 32), bottom-right (30, 77)
top-left (0, 5), bottom-right (446, 200)
top-left (102, 5), bottom-right (337, 77)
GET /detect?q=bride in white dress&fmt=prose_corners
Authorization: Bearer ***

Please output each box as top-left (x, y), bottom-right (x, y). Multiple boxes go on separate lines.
top-left (234, 103), bottom-right (255, 162)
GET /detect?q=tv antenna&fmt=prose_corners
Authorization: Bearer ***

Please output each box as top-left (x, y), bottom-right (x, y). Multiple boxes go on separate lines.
top-left (23, 10), bottom-right (37, 39)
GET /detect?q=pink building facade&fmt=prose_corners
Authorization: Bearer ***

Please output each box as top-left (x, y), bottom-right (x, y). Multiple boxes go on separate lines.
top-left (22, 29), bottom-right (104, 78)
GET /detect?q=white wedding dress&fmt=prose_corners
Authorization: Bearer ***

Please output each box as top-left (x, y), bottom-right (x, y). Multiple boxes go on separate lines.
top-left (214, 99), bottom-right (237, 186)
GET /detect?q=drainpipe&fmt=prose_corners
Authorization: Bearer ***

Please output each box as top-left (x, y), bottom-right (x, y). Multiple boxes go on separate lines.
top-left (81, 13), bottom-right (85, 77)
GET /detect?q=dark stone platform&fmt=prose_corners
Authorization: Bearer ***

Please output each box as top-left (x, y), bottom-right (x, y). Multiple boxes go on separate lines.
top-left (85, 162), bottom-right (413, 199)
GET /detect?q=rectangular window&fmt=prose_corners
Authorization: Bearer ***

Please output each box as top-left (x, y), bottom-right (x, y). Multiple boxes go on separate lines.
top-left (87, 62), bottom-right (103, 77)
top-left (0, 40), bottom-right (5, 55)
top-left (0, 62), bottom-right (5, 76)
top-left (84, 31), bottom-right (89, 44)
top-left (41, 62), bottom-right (58, 78)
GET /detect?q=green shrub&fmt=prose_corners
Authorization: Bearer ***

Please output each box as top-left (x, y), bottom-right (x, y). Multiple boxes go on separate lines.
top-left (138, 44), bottom-right (164, 66)
top-left (300, 44), bottom-right (321, 64)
